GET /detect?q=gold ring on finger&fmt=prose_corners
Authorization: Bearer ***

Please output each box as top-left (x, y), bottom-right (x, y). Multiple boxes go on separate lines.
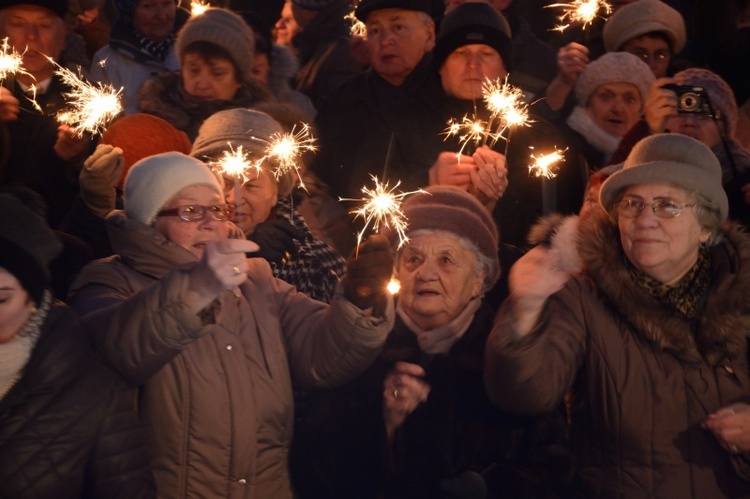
top-left (232, 265), bottom-right (241, 276)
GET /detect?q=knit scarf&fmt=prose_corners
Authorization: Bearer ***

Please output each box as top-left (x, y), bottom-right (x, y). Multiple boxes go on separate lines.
top-left (628, 250), bottom-right (712, 321)
top-left (134, 31), bottom-right (175, 63)
top-left (397, 296), bottom-right (482, 354)
top-left (566, 106), bottom-right (622, 163)
top-left (0, 290), bottom-right (51, 400)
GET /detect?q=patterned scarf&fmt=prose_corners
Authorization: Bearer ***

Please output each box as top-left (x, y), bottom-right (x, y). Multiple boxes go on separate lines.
top-left (628, 250), bottom-right (712, 320)
top-left (134, 31), bottom-right (175, 63)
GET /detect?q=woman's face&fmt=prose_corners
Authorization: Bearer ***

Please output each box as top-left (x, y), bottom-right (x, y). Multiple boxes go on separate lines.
top-left (617, 183), bottom-right (709, 283)
top-left (395, 232), bottom-right (485, 330)
top-left (181, 52), bottom-right (242, 101)
top-left (274, 1), bottom-right (299, 47)
top-left (439, 43), bottom-right (507, 101)
top-left (152, 184), bottom-right (230, 259)
top-left (132, 0), bottom-right (176, 42)
top-left (0, 267), bottom-right (34, 344)
top-left (587, 82), bottom-right (642, 137)
top-left (225, 169), bottom-right (278, 235)
top-left (665, 113), bottom-right (723, 150)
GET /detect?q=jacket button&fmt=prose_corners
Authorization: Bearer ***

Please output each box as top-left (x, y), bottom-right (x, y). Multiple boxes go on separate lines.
top-left (238, 478), bottom-right (247, 485)
top-left (226, 344), bottom-right (233, 351)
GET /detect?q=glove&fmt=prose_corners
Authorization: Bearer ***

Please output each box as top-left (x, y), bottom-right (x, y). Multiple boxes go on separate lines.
top-left (79, 144), bottom-right (124, 217)
top-left (246, 219), bottom-right (306, 265)
top-left (343, 234), bottom-right (393, 312)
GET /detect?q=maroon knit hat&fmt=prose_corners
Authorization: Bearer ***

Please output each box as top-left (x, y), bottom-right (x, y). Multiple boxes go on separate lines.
top-left (383, 185), bottom-right (500, 289)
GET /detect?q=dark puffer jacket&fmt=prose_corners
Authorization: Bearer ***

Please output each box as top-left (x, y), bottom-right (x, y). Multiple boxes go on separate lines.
top-left (0, 302), bottom-right (154, 498)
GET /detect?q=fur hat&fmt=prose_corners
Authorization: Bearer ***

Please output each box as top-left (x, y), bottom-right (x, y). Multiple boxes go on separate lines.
top-left (383, 185), bottom-right (500, 289)
top-left (191, 108), bottom-right (295, 197)
top-left (603, 0), bottom-right (686, 54)
top-left (0, 0), bottom-right (67, 17)
top-left (355, 0), bottom-right (432, 22)
top-left (100, 114), bottom-right (192, 190)
top-left (290, 0), bottom-right (337, 11)
top-left (176, 7), bottom-right (255, 82)
top-left (575, 51), bottom-right (654, 106)
top-left (124, 152), bottom-right (224, 226)
top-left (599, 134), bottom-right (728, 222)
top-left (0, 194), bottom-right (62, 305)
top-left (434, 2), bottom-right (513, 72)
top-left (673, 68), bottom-right (738, 138)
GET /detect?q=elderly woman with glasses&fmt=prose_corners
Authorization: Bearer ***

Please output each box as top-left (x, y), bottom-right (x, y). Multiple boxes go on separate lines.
top-left (485, 134), bottom-right (750, 497)
top-left (67, 152), bottom-right (395, 498)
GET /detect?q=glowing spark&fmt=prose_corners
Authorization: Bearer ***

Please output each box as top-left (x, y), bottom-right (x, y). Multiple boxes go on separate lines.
top-left (529, 147), bottom-right (567, 178)
top-left (387, 278), bottom-right (401, 295)
top-left (51, 58), bottom-right (122, 136)
top-left (0, 37), bottom-right (31, 84)
top-left (98, 58), bottom-right (107, 68)
top-left (344, 8), bottom-right (367, 37)
top-left (442, 115), bottom-right (497, 159)
top-left (546, 0), bottom-right (612, 32)
top-left (214, 144), bottom-right (261, 184)
top-left (482, 76), bottom-right (531, 131)
top-left (27, 83), bottom-right (42, 112)
top-left (341, 175), bottom-right (424, 251)
top-left (191, 0), bottom-right (211, 16)
top-left (262, 123), bottom-right (317, 191)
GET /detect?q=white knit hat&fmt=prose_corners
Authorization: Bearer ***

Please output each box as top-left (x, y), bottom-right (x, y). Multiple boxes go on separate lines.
top-left (603, 0), bottom-right (686, 54)
top-left (575, 52), bottom-right (655, 106)
top-left (124, 152), bottom-right (224, 225)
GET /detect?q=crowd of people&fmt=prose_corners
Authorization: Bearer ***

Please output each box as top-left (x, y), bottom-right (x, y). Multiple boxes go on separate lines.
top-left (1, 0), bottom-right (749, 497)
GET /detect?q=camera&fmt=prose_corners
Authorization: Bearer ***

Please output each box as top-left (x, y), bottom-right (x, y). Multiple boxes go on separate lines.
top-left (662, 84), bottom-right (709, 115)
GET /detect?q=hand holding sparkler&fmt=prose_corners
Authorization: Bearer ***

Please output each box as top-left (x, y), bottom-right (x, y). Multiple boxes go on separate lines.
top-left (470, 146), bottom-right (508, 204)
top-left (555, 42), bottom-right (589, 85)
top-left (343, 234), bottom-right (393, 315)
top-left (54, 124), bottom-right (94, 162)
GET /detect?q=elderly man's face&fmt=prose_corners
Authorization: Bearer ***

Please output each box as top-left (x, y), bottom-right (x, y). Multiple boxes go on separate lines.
top-left (440, 44), bottom-right (506, 100)
top-left (587, 82), bottom-right (642, 137)
top-left (0, 4), bottom-right (67, 81)
top-left (365, 8), bottom-right (435, 87)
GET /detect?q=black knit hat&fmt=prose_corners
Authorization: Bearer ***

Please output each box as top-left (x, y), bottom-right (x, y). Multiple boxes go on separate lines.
top-left (0, 194), bottom-right (62, 305)
top-left (355, 0), bottom-right (432, 22)
top-left (434, 2), bottom-right (513, 72)
top-left (0, 0), bottom-right (67, 17)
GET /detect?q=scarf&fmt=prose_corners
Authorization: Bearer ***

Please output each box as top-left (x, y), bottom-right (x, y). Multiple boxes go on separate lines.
top-left (628, 250), bottom-right (712, 321)
top-left (0, 290), bottom-right (51, 400)
top-left (566, 106), bottom-right (622, 163)
top-left (134, 31), bottom-right (175, 63)
top-left (397, 296), bottom-right (482, 355)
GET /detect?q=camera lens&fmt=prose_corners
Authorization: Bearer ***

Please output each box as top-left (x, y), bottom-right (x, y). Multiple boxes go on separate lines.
top-left (680, 92), bottom-right (699, 112)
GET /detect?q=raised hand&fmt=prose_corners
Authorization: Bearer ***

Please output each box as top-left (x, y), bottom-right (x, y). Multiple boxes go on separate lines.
top-left (79, 144), bottom-right (124, 217)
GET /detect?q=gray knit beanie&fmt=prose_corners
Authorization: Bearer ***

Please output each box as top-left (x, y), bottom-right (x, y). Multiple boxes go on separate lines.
top-left (382, 185), bottom-right (500, 290)
top-left (0, 194), bottom-right (62, 305)
top-left (176, 7), bottom-right (255, 82)
top-left (291, 0), bottom-right (337, 11)
top-left (434, 2), bottom-right (513, 72)
top-left (191, 109), bottom-right (295, 197)
top-left (599, 134), bottom-right (728, 222)
top-left (124, 152), bottom-right (224, 226)
top-left (355, 0), bottom-right (432, 22)
top-left (673, 68), bottom-right (738, 138)
top-left (575, 51), bottom-right (654, 106)
top-left (603, 0), bottom-right (686, 54)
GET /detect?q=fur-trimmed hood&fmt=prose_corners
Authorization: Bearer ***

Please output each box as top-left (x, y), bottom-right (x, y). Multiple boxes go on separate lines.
top-left (577, 209), bottom-right (750, 365)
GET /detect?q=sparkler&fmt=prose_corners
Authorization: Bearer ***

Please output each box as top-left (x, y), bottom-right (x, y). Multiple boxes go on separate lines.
top-left (529, 147), bottom-right (567, 214)
top-left (51, 57), bottom-right (122, 136)
top-left (0, 37), bottom-right (32, 92)
top-left (344, 7), bottom-right (367, 37)
top-left (341, 175), bottom-right (425, 255)
top-left (442, 115), bottom-right (497, 161)
top-left (212, 144), bottom-right (263, 215)
top-left (190, 0), bottom-right (211, 16)
top-left (481, 76), bottom-right (532, 154)
top-left (262, 124), bottom-right (317, 192)
top-left (546, 0), bottom-right (612, 33)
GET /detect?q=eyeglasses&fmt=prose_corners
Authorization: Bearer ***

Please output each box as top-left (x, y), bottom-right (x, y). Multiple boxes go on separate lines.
top-left (616, 198), bottom-right (694, 219)
top-left (628, 48), bottom-right (670, 65)
top-left (156, 204), bottom-right (236, 222)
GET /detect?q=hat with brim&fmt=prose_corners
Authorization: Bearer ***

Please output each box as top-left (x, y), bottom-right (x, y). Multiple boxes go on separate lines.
top-left (355, 0), bottom-right (432, 22)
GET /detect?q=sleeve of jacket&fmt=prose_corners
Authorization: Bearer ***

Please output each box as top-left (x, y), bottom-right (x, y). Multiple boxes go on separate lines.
top-left (270, 272), bottom-right (395, 389)
top-left (71, 262), bottom-right (209, 385)
top-left (84, 380), bottom-right (156, 498)
top-left (484, 278), bottom-right (589, 416)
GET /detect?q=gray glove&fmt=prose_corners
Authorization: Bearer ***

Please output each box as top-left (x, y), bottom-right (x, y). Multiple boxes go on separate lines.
top-left (79, 144), bottom-right (124, 218)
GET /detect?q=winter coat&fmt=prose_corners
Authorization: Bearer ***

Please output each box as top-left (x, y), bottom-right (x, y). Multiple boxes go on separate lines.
top-left (138, 71), bottom-right (273, 140)
top-left (292, 301), bottom-right (573, 498)
top-left (67, 211), bottom-right (393, 499)
top-left (0, 302), bottom-right (154, 498)
top-left (266, 44), bottom-right (316, 121)
top-left (485, 209), bottom-right (750, 498)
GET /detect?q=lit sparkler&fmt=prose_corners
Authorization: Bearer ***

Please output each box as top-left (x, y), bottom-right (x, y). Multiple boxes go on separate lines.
top-left (0, 37), bottom-right (32, 86)
top-left (442, 115), bottom-right (496, 160)
top-left (51, 57), bottom-right (122, 136)
top-left (529, 147), bottom-right (567, 178)
top-left (481, 76), bottom-right (532, 154)
top-left (546, 0), bottom-right (612, 32)
top-left (341, 175), bottom-right (424, 253)
top-left (262, 124), bottom-right (317, 191)
top-left (344, 8), bottom-right (367, 37)
top-left (191, 0), bottom-right (211, 16)
top-left (213, 144), bottom-right (263, 215)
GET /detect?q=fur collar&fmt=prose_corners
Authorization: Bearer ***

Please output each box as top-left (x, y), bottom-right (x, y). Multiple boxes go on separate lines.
top-left (577, 210), bottom-right (750, 364)
top-left (566, 106), bottom-right (621, 163)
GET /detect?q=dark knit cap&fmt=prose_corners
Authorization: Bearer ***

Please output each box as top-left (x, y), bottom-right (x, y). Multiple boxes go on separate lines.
top-left (0, 194), bottom-right (62, 305)
top-left (599, 134), bottom-right (728, 222)
top-left (383, 185), bottom-right (500, 289)
top-left (0, 0), bottom-right (67, 17)
top-left (291, 0), bottom-right (337, 11)
top-left (434, 2), bottom-right (513, 72)
top-left (355, 0), bottom-right (432, 22)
